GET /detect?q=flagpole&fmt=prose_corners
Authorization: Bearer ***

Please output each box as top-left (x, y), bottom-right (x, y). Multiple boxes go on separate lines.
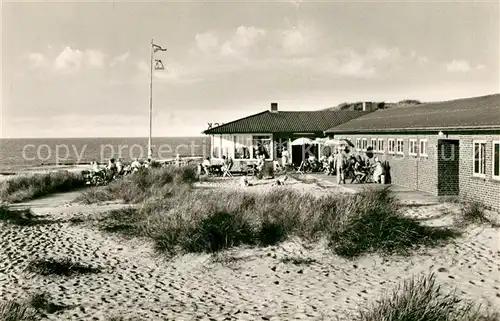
top-left (148, 38), bottom-right (153, 160)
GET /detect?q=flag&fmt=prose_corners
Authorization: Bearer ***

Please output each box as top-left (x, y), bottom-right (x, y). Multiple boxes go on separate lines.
top-left (153, 44), bottom-right (167, 52)
top-left (154, 59), bottom-right (165, 70)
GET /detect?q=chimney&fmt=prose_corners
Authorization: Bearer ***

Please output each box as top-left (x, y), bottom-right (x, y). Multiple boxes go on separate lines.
top-left (270, 102), bottom-right (278, 113)
top-left (362, 102), bottom-right (373, 112)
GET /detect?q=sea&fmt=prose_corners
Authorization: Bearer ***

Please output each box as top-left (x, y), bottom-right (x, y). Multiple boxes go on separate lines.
top-left (0, 137), bottom-right (211, 172)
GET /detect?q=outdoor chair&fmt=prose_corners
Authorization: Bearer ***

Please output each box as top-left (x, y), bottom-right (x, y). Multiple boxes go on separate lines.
top-left (296, 161), bottom-right (308, 175)
top-left (222, 163), bottom-right (234, 177)
top-left (351, 170), bottom-right (366, 184)
top-left (273, 161), bottom-right (284, 173)
top-left (364, 167), bottom-right (376, 183)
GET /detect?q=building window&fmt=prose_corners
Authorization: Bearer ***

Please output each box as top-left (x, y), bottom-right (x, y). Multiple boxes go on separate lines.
top-left (388, 139), bottom-right (395, 154)
top-left (234, 135), bottom-right (252, 159)
top-left (409, 139), bottom-right (418, 156)
top-left (473, 140), bottom-right (486, 177)
top-left (362, 138), bottom-right (368, 151)
top-left (396, 139), bottom-right (404, 155)
top-left (221, 134), bottom-right (233, 159)
top-left (252, 135), bottom-right (272, 160)
top-left (370, 138), bottom-right (377, 150)
top-left (419, 139), bottom-right (428, 157)
top-left (356, 138), bottom-right (361, 150)
top-left (493, 141), bottom-right (500, 180)
top-left (377, 138), bottom-right (384, 153)
top-left (212, 135), bottom-right (221, 158)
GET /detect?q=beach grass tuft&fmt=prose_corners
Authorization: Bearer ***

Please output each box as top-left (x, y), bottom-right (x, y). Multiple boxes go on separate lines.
top-left (26, 258), bottom-right (101, 276)
top-left (29, 293), bottom-right (71, 314)
top-left (0, 171), bottom-right (86, 203)
top-left (356, 273), bottom-right (499, 321)
top-left (0, 205), bottom-right (57, 226)
top-left (0, 300), bottom-right (36, 321)
top-left (456, 201), bottom-right (491, 226)
top-left (329, 187), bottom-right (460, 258)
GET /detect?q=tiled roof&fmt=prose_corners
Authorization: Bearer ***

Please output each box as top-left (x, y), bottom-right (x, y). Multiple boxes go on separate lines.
top-left (325, 93), bottom-right (500, 134)
top-left (203, 110), bottom-right (371, 135)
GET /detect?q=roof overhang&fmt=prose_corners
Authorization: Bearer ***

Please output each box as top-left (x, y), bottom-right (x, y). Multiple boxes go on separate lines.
top-left (325, 125), bottom-right (500, 135)
top-left (204, 131), bottom-right (326, 135)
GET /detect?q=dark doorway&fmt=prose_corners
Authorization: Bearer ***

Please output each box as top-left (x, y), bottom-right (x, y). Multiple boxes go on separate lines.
top-left (437, 139), bottom-right (459, 196)
top-left (291, 144), bottom-right (318, 166)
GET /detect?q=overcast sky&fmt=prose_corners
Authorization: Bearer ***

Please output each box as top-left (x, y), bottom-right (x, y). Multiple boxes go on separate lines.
top-left (1, 0), bottom-right (498, 138)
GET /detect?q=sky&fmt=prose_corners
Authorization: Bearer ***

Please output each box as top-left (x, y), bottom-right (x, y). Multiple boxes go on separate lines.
top-left (1, 0), bottom-right (499, 138)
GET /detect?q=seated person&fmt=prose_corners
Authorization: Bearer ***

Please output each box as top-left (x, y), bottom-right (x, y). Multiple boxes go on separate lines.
top-left (116, 159), bottom-right (123, 175)
top-left (131, 158), bottom-right (142, 172)
top-left (221, 155), bottom-right (229, 169)
top-left (201, 157), bottom-right (211, 174)
top-left (352, 159), bottom-right (366, 183)
top-left (90, 161), bottom-right (101, 173)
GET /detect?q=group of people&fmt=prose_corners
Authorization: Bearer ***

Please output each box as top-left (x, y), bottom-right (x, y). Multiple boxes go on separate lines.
top-left (333, 149), bottom-right (386, 184)
top-left (199, 155), bottom-right (235, 177)
top-left (89, 157), bottom-right (153, 181)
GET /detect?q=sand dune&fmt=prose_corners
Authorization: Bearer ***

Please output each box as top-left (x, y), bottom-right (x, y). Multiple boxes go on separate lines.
top-left (0, 179), bottom-right (499, 320)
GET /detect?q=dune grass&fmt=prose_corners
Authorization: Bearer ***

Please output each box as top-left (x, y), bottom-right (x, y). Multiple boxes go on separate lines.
top-left (26, 258), bottom-right (101, 276)
top-left (330, 188), bottom-right (460, 258)
top-left (97, 186), bottom-right (459, 258)
top-left (0, 300), bottom-right (36, 321)
top-left (28, 293), bottom-right (72, 315)
top-left (356, 273), bottom-right (499, 321)
top-left (0, 292), bottom-right (74, 321)
top-left (75, 165), bottom-right (197, 204)
top-left (455, 201), bottom-right (496, 227)
top-left (0, 171), bottom-right (86, 203)
top-left (0, 205), bottom-right (57, 226)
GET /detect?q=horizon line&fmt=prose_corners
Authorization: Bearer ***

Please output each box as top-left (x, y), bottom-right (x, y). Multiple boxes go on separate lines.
top-left (0, 135), bottom-right (208, 140)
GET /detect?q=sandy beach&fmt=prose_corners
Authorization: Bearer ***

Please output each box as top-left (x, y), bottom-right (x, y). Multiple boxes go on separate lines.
top-left (0, 176), bottom-right (499, 320)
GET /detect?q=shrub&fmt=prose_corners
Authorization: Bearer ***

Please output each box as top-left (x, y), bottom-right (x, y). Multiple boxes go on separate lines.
top-left (0, 171), bottom-right (86, 203)
top-left (357, 273), bottom-right (498, 321)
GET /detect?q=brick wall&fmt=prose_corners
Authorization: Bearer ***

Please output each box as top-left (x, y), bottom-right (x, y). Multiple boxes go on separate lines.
top-left (336, 132), bottom-right (500, 212)
top-left (447, 133), bottom-right (500, 211)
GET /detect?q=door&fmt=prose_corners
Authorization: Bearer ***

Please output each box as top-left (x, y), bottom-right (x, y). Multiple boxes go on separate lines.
top-left (437, 139), bottom-right (459, 196)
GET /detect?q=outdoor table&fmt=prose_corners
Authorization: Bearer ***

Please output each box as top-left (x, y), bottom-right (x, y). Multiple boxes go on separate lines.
top-left (209, 164), bottom-right (223, 176)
